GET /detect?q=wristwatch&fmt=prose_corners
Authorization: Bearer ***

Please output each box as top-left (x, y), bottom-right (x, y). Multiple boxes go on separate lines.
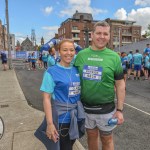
top-left (116, 108), bottom-right (123, 112)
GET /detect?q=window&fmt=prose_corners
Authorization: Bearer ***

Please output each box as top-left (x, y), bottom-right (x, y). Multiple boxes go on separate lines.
top-left (64, 28), bottom-right (65, 33)
top-left (72, 33), bottom-right (78, 38)
top-left (72, 26), bottom-right (78, 30)
top-left (113, 36), bottom-right (118, 42)
top-left (133, 30), bottom-right (140, 35)
top-left (74, 41), bottom-right (78, 44)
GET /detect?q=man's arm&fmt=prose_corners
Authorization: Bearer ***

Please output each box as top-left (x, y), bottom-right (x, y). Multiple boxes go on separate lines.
top-left (114, 79), bottom-right (125, 124)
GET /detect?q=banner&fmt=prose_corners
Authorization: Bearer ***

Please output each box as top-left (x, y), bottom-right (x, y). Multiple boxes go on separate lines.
top-left (16, 51), bottom-right (26, 59)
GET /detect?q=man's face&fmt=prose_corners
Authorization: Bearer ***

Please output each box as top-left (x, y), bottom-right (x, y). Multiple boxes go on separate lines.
top-left (91, 26), bottom-right (110, 50)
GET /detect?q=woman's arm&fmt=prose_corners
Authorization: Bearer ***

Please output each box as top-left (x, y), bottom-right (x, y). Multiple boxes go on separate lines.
top-left (43, 92), bottom-right (59, 143)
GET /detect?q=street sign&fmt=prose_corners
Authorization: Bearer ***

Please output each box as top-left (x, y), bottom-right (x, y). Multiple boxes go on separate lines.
top-left (0, 117), bottom-right (4, 140)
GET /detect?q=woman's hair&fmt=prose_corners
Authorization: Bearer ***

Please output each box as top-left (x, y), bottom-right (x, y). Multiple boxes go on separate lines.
top-left (58, 39), bottom-right (75, 50)
top-left (48, 47), bottom-right (54, 54)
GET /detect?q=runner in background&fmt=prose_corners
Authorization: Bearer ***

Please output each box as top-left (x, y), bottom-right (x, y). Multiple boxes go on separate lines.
top-left (38, 52), bottom-right (43, 69)
top-left (42, 52), bottom-right (48, 70)
top-left (121, 52), bottom-right (128, 84)
top-left (0, 51), bottom-right (8, 71)
top-left (133, 49), bottom-right (143, 80)
top-left (31, 52), bottom-right (37, 71)
top-left (47, 47), bottom-right (56, 67)
top-left (143, 52), bottom-right (150, 80)
top-left (27, 53), bottom-right (32, 70)
top-left (127, 51), bottom-right (133, 79)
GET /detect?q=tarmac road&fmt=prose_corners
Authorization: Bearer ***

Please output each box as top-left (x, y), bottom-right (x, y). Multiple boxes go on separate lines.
top-left (15, 68), bottom-right (150, 150)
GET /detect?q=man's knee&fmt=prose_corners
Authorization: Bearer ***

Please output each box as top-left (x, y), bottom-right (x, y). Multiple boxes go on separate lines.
top-left (100, 134), bottom-right (113, 145)
top-left (86, 128), bottom-right (99, 138)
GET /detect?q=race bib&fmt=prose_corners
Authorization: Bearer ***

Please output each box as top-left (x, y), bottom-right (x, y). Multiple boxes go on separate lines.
top-left (69, 82), bottom-right (81, 97)
top-left (83, 65), bottom-right (103, 81)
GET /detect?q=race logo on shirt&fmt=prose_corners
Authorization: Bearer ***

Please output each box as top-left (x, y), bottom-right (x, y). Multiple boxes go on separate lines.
top-left (83, 65), bottom-right (103, 81)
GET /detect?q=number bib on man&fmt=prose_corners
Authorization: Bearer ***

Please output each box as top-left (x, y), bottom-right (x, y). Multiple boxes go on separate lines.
top-left (83, 65), bottom-right (103, 81)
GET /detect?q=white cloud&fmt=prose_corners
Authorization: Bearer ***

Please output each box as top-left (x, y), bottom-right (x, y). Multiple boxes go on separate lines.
top-left (128, 7), bottom-right (150, 33)
top-left (114, 8), bottom-right (127, 20)
top-left (41, 26), bottom-right (59, 43)
top-left (42, 26), bottom-right (59, 31)
top-left (114, 7), bottom-right (150, 34)
top-left (43, 6), bottom-right (53, 15)
top-left (60, 0), bottom-right (107, 17)
top-left (15, 32), bottom-right (26, 44)
top-left (135, 0), bottom-right (150, 6)
top-left (68, 0), bottom-right (90, 6)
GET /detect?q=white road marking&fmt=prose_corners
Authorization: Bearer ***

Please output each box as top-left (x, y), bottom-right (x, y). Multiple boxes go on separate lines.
top-left (124, 103), bottom-right (150, 116)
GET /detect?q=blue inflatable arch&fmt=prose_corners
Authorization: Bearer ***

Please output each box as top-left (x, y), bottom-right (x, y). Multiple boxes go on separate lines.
top-left (40, 38), bottom-right (83, 53)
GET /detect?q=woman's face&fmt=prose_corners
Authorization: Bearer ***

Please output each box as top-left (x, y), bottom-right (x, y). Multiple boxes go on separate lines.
top-left (59, 41), bottom-right (75, 67)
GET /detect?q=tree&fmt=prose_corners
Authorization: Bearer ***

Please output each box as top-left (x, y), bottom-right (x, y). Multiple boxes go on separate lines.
top-left (143, 24), bottom-right (150, 38)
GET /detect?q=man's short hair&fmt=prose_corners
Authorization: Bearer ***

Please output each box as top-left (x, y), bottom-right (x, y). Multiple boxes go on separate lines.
top-left (92, 21), bottom-right (110, 32)
top-left (136, 49), bottom-right (139, 53)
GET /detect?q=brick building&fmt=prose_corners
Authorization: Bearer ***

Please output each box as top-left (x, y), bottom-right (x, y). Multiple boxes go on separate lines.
top-left (58, 11), bottom-right (97, 48)
top-left (0, 20), bottom-right (8, 50)
top-left (58, 11), bottom-right (142, 49)
top-left (105, 18), bottom-right (141, 49)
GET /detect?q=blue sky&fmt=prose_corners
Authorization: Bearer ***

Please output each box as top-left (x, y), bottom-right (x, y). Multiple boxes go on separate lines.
top-left (0, 0), bottom-right (150, 45)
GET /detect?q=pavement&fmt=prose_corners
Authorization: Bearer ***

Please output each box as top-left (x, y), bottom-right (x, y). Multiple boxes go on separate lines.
top-left (0, 63), bottom-right (85, 150)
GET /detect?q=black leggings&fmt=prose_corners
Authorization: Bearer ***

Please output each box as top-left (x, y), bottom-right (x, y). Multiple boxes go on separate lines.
top-left (59, 123), bottom-right (76, 150)
top-left (32, 62), bottom-right (36, 69)
top-left (43, 61), bottom-right (47, 69)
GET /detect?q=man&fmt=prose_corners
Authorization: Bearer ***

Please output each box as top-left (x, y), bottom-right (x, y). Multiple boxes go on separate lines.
top-left (143, 52), bottom-right (150, 80)
top-left (75, 21), bottom-right (125, 150)
top-left (144, 44), bottom-right (150, 58)
top-left (127, 51), bottom-right (133, 79)
top-left (1, 51), bottom-right (8, 71)
top-left (133, 49), bottom-right (143, 80)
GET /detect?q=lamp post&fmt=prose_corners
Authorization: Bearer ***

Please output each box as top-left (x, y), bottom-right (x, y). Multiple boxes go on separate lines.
top-left (5, 0), bottom-right (12, 69)
top-left (84, 27), bottom-right (89, 48)
top-left (118, 27), bottom-right (121, 52)
top-left (2, 24), bottom-right (6, 50)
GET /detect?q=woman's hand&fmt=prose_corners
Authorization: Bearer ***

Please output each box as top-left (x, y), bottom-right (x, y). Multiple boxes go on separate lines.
top-left (46, 123), bottom-right (59, 143)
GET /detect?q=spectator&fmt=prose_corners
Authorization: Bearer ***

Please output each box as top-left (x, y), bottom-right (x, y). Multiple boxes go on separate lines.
top-left (1, 51), bottom-right (8, 71)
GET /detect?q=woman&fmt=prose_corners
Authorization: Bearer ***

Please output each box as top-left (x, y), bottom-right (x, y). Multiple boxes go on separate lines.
top-left (42, 52), bottom-right (48, 69)
top-left (143, 52), bottom-right (150, 80)
top-left (31, 52), bottom-right (36, 71)
top-left (47, 47), bottom-right (56, 67)
top-left (35, 39), bottom-right (85, 150)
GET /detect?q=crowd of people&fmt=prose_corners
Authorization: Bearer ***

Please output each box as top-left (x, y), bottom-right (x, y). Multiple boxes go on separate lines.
top-left (119, 44), bottom-right (150, 84)
top-left (26, 47), bottom-right (59, 71)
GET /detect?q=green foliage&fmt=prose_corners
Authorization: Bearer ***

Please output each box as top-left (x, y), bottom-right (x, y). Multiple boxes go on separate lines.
top-left (37, 45), bottom-right (41, 51)
top-left (143, 24), bottom-right (150, 38)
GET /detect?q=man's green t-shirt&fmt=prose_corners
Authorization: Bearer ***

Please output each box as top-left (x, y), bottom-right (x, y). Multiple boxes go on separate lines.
top-left (75, 47), bottom-right (123, 106)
